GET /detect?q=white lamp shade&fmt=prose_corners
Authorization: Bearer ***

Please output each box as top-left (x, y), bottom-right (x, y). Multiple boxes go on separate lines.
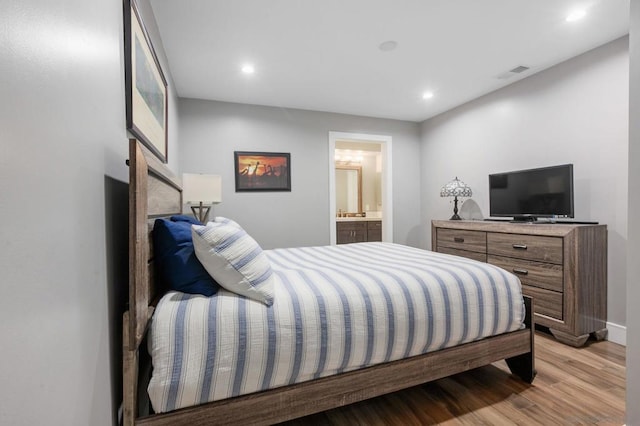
top-left (182, 173), bottom-right (222, 204)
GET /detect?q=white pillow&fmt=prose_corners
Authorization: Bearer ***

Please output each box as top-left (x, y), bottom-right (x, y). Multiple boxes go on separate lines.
top-left (208, 216), bottom-right (242, 228)
top-left (191, 223), bottom-right (275, 306)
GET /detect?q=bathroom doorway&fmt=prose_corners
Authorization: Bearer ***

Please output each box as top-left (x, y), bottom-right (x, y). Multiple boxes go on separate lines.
top-left (328, 131), bottom-right (393, 245)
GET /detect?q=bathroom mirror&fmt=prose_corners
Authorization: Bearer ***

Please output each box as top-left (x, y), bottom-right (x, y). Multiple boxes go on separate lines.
top-left (335, 165), bottom-right (362, 214)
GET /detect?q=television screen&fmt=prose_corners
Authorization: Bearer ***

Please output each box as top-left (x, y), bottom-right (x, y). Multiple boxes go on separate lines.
top-left (489, 164), bottom-right (574, 220)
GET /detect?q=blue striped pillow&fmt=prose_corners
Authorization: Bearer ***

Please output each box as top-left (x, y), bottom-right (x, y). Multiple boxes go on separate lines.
top-left (191, 223), bottom-right (275, 305)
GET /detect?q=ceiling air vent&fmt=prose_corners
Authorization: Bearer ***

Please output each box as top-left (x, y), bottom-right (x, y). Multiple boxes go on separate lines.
top-left (510, 65), bottom-right (530, 73)
top-left (496, 65), bottom-right (530, 80)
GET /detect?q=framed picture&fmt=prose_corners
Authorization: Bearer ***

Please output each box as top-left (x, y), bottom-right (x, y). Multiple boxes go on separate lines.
top-left (124, 0), bottom-right (168, 163)
top-left (234, 151), bottom-right (291, 192)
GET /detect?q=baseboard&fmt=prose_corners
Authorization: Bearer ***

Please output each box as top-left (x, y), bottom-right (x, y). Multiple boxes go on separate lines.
top-left (606, 321), bottom-right (626, 346)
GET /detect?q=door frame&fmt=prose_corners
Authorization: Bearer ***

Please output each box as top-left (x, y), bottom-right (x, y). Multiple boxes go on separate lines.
top-left (328, 131), bottom-right (393, 245)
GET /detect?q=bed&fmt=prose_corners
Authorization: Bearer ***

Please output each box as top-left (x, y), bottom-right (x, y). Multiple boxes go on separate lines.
top-left (123, 140), bottom-right (535, 426)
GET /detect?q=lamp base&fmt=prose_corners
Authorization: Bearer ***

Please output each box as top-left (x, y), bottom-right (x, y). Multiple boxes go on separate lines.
top-left (190, 202), bottom-right (211, 223)
top-left (449, 196), bottom-right (462, 220)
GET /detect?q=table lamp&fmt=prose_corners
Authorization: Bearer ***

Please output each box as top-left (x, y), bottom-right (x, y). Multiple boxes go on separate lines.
top-left (182, 173), bottom-right (222, 223)
top-left (440, 176), bottom-right (472, 220)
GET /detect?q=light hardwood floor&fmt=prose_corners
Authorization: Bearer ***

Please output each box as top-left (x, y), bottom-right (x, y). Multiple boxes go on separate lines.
top-left (280, 329), bottom-right (626, 425)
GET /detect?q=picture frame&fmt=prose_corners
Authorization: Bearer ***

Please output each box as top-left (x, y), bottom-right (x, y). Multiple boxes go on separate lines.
top-left (123, 0), bottom-right (169, 163)
top-left (234, 151), bottom-right (291, 192)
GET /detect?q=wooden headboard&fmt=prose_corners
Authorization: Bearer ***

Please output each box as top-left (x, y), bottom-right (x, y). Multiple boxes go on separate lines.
top-left (124, 139), bottom-right (182, 424)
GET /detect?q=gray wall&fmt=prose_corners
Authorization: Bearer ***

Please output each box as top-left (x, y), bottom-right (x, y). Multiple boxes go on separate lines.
top-left (627, 1), bottom-right (639, 423)
top-left (178, 99), bottom-right (422, 249)
top-left (0, 2), bottom-right (635, 425)
top-left (419, 37), bottom-right (629, 331)
top-left (0, 0), bottom-right (179, 424)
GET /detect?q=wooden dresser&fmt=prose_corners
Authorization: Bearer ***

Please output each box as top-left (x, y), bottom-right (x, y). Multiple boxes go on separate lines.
top-left (337, 220), bottom-right (382, 244)
top-left (432, 220), bottom-right (607, 347)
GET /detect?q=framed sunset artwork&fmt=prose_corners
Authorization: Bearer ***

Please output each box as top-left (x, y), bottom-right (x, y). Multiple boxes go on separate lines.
top-left (234, 151), bottom-right (291, 192)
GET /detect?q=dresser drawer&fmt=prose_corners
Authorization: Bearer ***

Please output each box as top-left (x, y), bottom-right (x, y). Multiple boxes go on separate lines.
top-left (487, 233), bottom-right (563, 264)
top-left (437, 228), bottom-right (486, 254)
top-left (521, 285), bottom-right (563, 320)
top-left (488, 255), bottom-right (563, 292)
top-left (438, 246), bottom-right (487, 263)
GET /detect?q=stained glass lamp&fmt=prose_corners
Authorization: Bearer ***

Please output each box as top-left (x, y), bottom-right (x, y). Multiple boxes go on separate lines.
top-left (440, 177), bottom-right (472, 220)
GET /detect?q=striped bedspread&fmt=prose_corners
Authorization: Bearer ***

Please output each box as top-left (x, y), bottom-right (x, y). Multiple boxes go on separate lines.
top-left (148, 242), bottom-right (525, 413)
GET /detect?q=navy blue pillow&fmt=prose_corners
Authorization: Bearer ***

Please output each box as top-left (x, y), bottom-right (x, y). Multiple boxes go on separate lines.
top-left (170, 215), bottom-right (203, 225)
top-left (153, 218), bottom-right (218, 296)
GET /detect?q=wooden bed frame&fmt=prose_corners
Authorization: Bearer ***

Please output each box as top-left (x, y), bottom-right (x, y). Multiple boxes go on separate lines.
top-left (123, 139), bottom-right (536, 426)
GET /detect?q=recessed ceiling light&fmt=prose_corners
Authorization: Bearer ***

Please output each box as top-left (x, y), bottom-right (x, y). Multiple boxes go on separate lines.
top-left (566, 10), bottom-right (586, 22)
top-left (378, 40), bottom-right (398, 52)
top-left (241, 64), bottom-right (255, 74)
top-left (422, 91), bottom-right (434, 100)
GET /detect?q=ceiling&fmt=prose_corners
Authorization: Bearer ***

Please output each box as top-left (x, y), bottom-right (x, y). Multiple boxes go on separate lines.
top-left (149, 0), bottom-right (629, 122)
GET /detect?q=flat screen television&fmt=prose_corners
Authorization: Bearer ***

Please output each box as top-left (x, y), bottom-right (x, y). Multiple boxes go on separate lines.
top-left (489, 164), bottom-right (574, 221)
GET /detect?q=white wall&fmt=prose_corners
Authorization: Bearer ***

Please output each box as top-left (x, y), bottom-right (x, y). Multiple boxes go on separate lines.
top-left (178, 99), bottom-right (422, 249)
top-left (627, 1), bottom-right (639, 423)
top-left (419, 37), bottom-right (629, 331)
top-left (0, 0), bottom-right (179, 424)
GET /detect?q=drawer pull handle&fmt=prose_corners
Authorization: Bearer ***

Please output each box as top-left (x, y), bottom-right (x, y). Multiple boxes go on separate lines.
top-left (513, 268), bottom-right (529, 276)
top-left (513, 244), bottom-right (528, 250)
top-left (454, 237), bottom-right (465, 243)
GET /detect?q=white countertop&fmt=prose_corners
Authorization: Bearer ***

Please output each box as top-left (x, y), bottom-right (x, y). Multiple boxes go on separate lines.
top-left (336, 217), bottom-right (382, 222)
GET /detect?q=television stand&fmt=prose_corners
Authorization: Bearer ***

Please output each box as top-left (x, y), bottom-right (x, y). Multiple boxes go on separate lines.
top-left (549, 220), bottom-right (599, 225)
top-left (510, 216), bottom-right (538, 223)
top-left (484, 217), bottom-right (539, 223)
top-left (484, 218), bottom-right (599, 225)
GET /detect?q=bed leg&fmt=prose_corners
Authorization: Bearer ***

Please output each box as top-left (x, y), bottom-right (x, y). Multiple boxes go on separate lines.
top-left (506, 296), bottom-right (536, 383)
top-left (123, 312), bottom-right (138, 426)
